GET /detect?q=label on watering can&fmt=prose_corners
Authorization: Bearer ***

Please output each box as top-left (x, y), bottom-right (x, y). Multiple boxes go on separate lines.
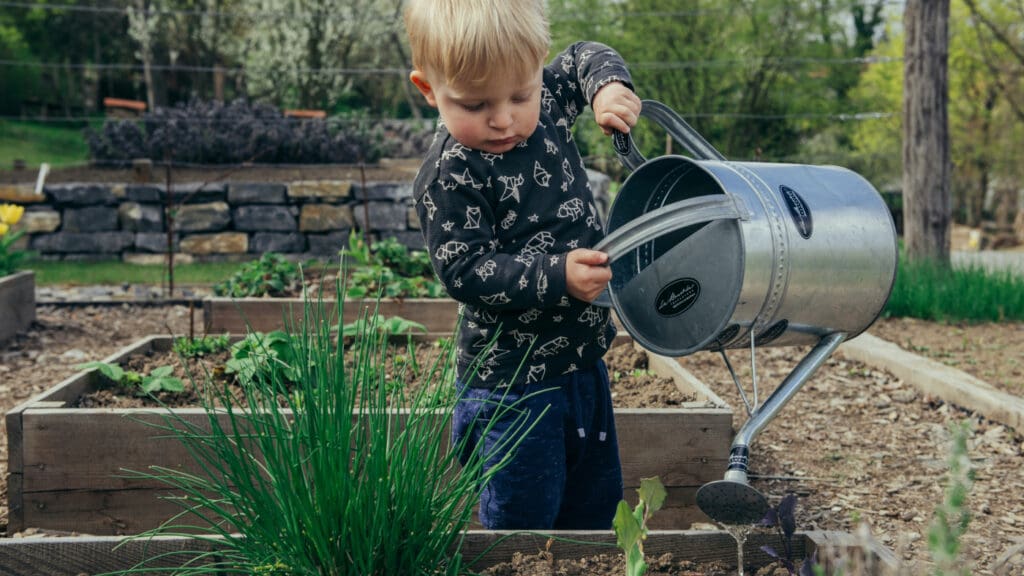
top-left (727, 445), bottom-right (750, 471)
top-left (655, 278), bottom-right (700, 317)
top-left (780, 185), bottom-right (813, 239)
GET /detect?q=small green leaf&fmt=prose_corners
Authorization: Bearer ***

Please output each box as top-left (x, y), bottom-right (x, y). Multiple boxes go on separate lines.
top-left (612, 499), bottom-right (642, 551)
top-left (159, 377), bottom-right (185, 393)
top-left (638, 476), bottom-right (667, 514)
top-left (150, 365), bottom-right (174, 378)
top-left (76, 361), bottom-right (125, 383)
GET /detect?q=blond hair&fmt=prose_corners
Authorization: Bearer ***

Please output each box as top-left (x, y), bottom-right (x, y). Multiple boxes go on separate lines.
top-left (404, 0), bottom-right (550, 88)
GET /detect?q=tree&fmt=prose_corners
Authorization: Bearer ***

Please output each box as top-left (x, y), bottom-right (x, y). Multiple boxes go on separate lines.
top-left (902, 0), bottom-right (951, 263)
top-left (241, 0), bottom-right (400, 111)
top-left (127, 0), bottom-right (161, 110)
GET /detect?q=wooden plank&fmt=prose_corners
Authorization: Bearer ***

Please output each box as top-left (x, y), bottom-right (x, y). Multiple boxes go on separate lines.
top-left (841, 332), bottom-right (1024, 431)
top-left (22, 408), bottom-right (728, 492)
top-left (0, 531), bottom-right (893, 575)
top-left (6, 472), bottom-right (23, 535)
top-left (203, 297), bottom-right (462, 334)
top-left (615, 409), bottom-right (731, 485)
top-left (0, 270), bottom-right (35, 346)
top-left (103, 97), bottom-right (147, 112)
top-left (621, 485), bottom-right (711, 529)
top-left (20, 485), bottom-right (703, 536)
top-left (22, 408), bottom-right (218, 492)
top-left (21, 489), bottom-right (212, 536)
top-left (0, 535), bottom-right (217, 576)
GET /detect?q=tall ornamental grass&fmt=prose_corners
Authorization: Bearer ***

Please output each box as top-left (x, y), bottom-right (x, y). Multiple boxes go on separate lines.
top-left (883, 257), bottom-right (1024, 322)
top-left (111, 285), bottom-right (538, 575)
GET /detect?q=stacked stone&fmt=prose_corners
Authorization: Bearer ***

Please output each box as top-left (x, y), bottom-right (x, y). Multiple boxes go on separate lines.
top-left (0, 180), bottom-right (426, 262)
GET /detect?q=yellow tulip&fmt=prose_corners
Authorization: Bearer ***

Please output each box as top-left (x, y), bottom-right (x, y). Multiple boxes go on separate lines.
top-left (0, 222), bottom-right (8, 236)
top-left (0, 204), bottom-right (24, 226)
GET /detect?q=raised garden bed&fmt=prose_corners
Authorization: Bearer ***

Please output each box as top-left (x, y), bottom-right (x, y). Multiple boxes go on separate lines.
top-left (5, 335), bottom-right (732, 535)
top-left (0, 530), bottom-right (899, 575)
top-left (0, 270), bottom-right (34, 345)
top-left (203, 295), bottom-right (461, 334)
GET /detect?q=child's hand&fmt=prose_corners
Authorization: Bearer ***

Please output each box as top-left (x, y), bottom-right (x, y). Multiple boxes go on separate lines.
top-left (592, 82), bottom-right (641, 136)
top-left (566, 249), bottom-right (612, 303)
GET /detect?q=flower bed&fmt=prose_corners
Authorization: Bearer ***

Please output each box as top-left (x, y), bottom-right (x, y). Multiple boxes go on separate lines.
top-left (0, 530), bottom-right (898, 575)
top-left (5, 335), bottom-right (732, 535)
top-left (0, 270), bottom-right (34, 345)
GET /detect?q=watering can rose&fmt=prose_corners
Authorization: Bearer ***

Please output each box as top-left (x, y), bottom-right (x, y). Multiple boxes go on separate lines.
top-left (0, 203), bottom-right (28, 276)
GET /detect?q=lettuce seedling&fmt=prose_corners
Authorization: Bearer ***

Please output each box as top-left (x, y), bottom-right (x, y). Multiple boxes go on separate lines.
top-left (613, 476), bottom-right (666, 576)
top-left (226, 331), bottom-right (298, 385)
top-left (759, 493), bottom-right (819, 576)
top-left (75, 361), bottom-right (184, 396)
top-left (172, 333), bottom-right (231, 358)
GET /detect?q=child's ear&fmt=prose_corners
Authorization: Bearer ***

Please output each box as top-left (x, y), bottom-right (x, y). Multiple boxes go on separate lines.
top-left (410, 70), bottom-right (437, 107)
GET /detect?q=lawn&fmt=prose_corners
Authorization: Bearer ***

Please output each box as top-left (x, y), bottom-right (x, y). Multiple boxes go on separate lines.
top-left (27, 258), bottom-right (241, 286)
top-left (0, 120), bottom-right (93, 170)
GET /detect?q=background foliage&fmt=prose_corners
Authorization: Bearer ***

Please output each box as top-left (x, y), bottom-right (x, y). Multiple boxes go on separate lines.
top-left (1, 0), bottom-right (1022, 226)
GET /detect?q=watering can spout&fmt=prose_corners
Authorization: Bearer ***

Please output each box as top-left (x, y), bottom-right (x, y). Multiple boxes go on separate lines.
top-left (696, 332), bottom-right (847, 525)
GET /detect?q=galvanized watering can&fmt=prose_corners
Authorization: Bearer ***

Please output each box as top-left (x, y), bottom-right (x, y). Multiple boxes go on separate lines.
top-left (593, 100), bottom-right (898, 524)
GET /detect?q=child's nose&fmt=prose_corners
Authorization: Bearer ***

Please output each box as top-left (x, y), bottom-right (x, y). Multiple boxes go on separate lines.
top-left (489, 107), bottom-right (513, 130)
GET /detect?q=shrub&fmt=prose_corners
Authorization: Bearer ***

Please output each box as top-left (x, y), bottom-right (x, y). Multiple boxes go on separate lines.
top-left (85, 98), bottom-right (388, 166)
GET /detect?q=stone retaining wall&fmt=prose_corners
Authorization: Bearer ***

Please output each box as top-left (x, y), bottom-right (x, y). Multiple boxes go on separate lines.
top-left (0, 170), bottom-right (610, 263)
top-left (0, 180), bottom-right (419, 263)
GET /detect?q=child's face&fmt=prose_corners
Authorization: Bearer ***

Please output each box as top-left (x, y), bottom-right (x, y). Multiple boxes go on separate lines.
top-left (411, 68), bottom-right (543, 154)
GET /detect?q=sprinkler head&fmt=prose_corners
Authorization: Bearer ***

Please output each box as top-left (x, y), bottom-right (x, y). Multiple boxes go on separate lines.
top-left (696, 479), bottom-right (770, 525)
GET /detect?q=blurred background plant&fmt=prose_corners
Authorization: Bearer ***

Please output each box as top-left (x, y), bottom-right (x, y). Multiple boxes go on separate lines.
top-left (0, 203), bottom-right (28, 277)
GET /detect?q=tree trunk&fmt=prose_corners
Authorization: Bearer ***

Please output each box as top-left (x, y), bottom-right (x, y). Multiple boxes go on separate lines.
top-left (902, 0), bottom-right (951, 263)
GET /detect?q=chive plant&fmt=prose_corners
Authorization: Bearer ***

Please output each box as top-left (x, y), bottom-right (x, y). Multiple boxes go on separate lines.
top-left (111, 275), bottom-right (539, 575)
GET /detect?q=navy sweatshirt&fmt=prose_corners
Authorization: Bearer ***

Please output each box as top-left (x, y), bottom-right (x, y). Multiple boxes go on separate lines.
top-left (413, 41), bottom-right (633, 388)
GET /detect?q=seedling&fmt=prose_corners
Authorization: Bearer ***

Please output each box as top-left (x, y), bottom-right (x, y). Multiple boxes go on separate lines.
top-left (341, 316), bottom-right (427, 340)
top-left (928, 420), bottom-right (974, 576)
top-left (612, 476), bottom-right (666, 576)
top-left (212, 252), bottom-right (307, 297)
top-left (342, 230), bottom-right (445, 298)
top-left (172, 333), bottom-right (231, 358)
top-left (75, 361), bottom-right (185, 396)
top-left (759, 493), bottom-right (819, 576)
top-left (226, 331), bottom-right (299, 385)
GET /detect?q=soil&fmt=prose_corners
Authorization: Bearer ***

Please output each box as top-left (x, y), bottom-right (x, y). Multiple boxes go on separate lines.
top-left (71, 335), bottom-right (690, 411)
top-left (1, 306), bottom-right (1023, 575)
top-left (480, 551), bottom-right (739, 576)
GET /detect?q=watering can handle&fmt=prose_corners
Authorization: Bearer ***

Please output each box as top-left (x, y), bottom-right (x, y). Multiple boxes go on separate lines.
top-left (593, 194), bottom-right (744, 262)
top-left (613, 100), bottom-right (727, 171)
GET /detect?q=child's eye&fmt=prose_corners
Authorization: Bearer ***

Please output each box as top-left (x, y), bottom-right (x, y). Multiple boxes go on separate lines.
top-left (461, 102), bottom-right (485, 112)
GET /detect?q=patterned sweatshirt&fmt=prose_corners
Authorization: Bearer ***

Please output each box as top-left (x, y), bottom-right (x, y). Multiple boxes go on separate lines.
top-left (413, 41), bottom-right (633, 388)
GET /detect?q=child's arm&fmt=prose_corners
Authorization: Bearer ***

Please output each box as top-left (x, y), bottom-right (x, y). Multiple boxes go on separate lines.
top-left (545, 41), bottom-right (639, 130)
